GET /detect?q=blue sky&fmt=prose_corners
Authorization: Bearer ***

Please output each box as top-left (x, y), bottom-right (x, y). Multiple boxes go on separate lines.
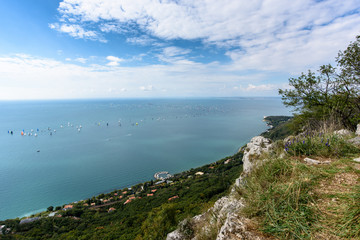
top-left (0, 0), bottom-right (359, 100)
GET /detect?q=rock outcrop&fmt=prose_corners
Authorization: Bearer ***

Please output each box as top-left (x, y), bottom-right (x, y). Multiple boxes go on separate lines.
top-left (356, 124), bottom-right (360, 136)
top-left (167, 136), bottom-right (272, 240)
top-left (167, 229), bottom-right (186, 240)
top-left (217, 215), bottom-right (263, 240)
top-left (348, 124), bottom-right (360, 145)
top-left (242, 136), bottom-right (272, 174)
top-left (334, 129), bottom-right (352, 136)
top-left (348, 136), bottom-right (360, 145)
top-left (235, 136), bottom-right (272, 187)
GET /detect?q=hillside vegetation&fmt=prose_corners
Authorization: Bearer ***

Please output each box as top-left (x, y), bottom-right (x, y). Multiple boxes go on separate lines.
top-left (2, 35), bottom-right (360, 240)
top-left (279, 35), bottom-right (360, 132)
top-left (239, 129), bottom-right (360, 239)
top-left (235, 34), bottom-right (360, 239)
top-left (261, 116), bottom-right (293, 141)
top-left (0, 152), bottom-right (243, 239)
top-left (165, 34), bottom-right (360, 239)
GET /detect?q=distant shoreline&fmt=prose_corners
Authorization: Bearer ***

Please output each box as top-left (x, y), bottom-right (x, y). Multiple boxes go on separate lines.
top-left (0, 100), bottom-right (290, 219)
top-left (0, 96), bottom-right (283, 102)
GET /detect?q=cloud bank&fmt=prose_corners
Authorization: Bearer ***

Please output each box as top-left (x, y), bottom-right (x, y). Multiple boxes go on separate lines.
top-left (0, 54), bottom-right (283, 100)
top-left (50, 0), bottom-right (360, 73)
top-left (3, 1), bottom-right (360, 99)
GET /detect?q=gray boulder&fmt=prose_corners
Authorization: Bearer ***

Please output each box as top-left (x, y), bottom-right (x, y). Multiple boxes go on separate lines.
top-left (334, 129), bottom-right (352, 136)
top-left (348, 136), bottom-right (360, 145)
top-left (167, 136), bottom-right (272, 240)
top-left (216, 214), bottom-right (264, 240)
top-left (242, 136), bottom-right (272, 174)
top-left (304, 157), bottom-right (331, 165)
top-left (356, 124), bottom-right (360, 136)
top-left (166, 229), bottom-right (186, 240)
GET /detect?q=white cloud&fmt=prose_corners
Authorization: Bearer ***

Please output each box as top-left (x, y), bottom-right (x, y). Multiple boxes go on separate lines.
top-left (130, 53), bottom-right (146, 62)
top-left (162, 47), bottom-right (191, 57)
top-left (75, 57), bottom-right (87, 63)
top-left (241, 84), bottom-right (276, 92)
top-left (139, 85), bottom-right (154, 91)
top-left (49, 23), bottom-right (107, 42)
top-left (100, 23), bottom-right (123, 33)
top-left (157, 46), bottom-right (192, 63)
top-left (0, 54), bottom-right (284, 99)
top-left (126, 36), bottom-right (155, 46)
top-left (106, 56), bottom-right (124, 66)
top-left (56, 0), bottom-right (360, 41)
top-left (225, 14), bottom-right (360, 72)
top-left (53, 0), bottom-right (360, 73)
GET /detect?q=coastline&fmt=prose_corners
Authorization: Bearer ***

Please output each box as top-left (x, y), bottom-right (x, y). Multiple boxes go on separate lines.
top-left (1, 149), bottom-right (244, 238)
top-left (0, 114), bottom-right (291, 239)
top-left (0, 98), bottom-right (290, 221)
top-left (1, 114), bottom-right (284, 223)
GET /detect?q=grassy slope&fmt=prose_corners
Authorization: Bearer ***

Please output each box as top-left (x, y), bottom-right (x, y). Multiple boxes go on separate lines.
top-left (4, 116), bottom-right (359, 239)
top-left (239, 130), bottom-right (360, 239)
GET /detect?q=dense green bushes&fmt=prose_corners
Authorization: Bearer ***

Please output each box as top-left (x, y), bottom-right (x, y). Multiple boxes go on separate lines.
top-left (261, 116), bottom-right (294, 140)
top-left (0, 152), bottom-right (243, 239)
top-left (284, 132), bottom-right (360, 158)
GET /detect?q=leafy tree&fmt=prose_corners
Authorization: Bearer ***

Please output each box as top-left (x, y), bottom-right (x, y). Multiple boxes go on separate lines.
top-left (336, 35), bottom-right (360, 127)
top-left (279, 35), bottom-right (360, 130)
top-left (337, 35), bottom-right (360, 84)
top-left (47, 206), bottom-right (54, 212)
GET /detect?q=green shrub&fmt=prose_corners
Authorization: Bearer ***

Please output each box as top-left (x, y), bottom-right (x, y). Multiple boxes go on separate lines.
top-left (284, 132), bottom-right (359, 158)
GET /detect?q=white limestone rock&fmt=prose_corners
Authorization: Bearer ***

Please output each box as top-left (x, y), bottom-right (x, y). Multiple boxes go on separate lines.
top-left (304, 157), bottom-right (331, 165)
top-left (353, 157), bottom-right (360, 163)
top-left (356, 124), bottom-right (360, 136)
top-left (167, 136), bottom-right (272, 240)
top-left (212, 196), bottom-right (244, 224)
top-left (234, 175), bottom-right (245, 188)
top-left (166, 229), bottom-right (185, 240)
top-left (348, 136), bottom-right (360, 145)
top-left (167, 195), bottom-right (244, 240)
top-left (334, 129), bottom-right (352, 136)
top-left (242, 136), bottom-right (272, 174)
top-left (216, 214), bottom-right (264, 240)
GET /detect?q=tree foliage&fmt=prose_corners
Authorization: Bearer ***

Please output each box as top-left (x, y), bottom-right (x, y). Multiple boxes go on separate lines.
top-left (279, 35), bottom-right (360, 130)
top-left (0, 152), bottom-right (243, 239)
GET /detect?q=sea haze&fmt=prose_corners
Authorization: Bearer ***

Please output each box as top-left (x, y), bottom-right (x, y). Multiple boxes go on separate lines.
top-left (0, 98), bottom-right (290, 220)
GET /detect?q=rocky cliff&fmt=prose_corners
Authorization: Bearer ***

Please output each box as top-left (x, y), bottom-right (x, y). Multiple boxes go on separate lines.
top-left (167, 136), bottom-right (273, 240)
top-left (167, 124), bottom-right (360, 239)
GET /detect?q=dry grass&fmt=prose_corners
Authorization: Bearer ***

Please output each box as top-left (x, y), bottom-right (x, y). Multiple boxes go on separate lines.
top-left (312, 167), bottom-right (359, 239)
top-left (239, 148), bottom-right (360, 239)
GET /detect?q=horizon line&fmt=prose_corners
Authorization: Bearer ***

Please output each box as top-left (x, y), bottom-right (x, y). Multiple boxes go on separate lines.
top-left (0, 96), bottom-right (282, 102)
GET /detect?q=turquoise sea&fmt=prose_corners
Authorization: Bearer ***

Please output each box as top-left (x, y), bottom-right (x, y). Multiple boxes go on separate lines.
top-left (0, 98), bottom-right (290, 220)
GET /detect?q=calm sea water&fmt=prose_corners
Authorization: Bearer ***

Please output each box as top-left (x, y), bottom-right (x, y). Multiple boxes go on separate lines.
top-left (0, 98), bottom-right (290, 220)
